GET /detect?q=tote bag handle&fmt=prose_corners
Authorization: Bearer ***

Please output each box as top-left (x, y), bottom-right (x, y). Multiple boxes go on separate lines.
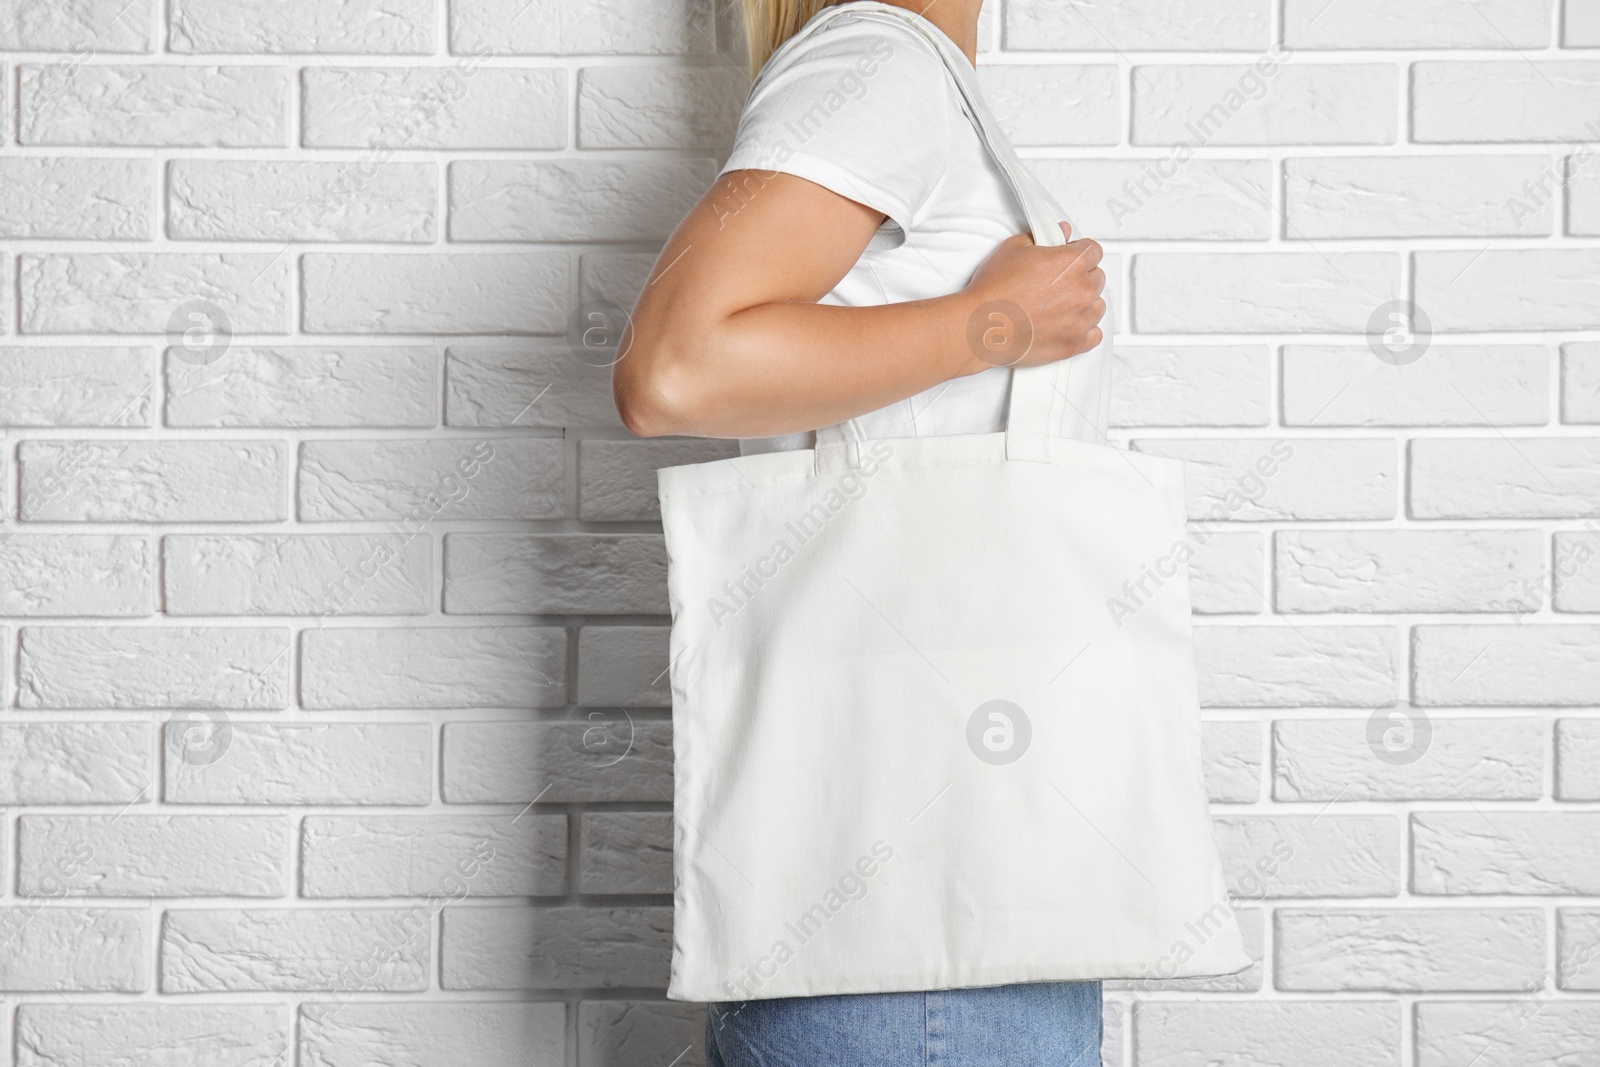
top-left (812, 2), bottom-right (1085, 471)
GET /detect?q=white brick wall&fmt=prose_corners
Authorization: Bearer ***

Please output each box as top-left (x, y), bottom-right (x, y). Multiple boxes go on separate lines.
top-left (1, 1), bottom-right (1598, 1064)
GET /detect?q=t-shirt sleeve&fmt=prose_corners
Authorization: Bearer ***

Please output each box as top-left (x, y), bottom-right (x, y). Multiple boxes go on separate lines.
top-left (718, 14), bottom-right (953, 236)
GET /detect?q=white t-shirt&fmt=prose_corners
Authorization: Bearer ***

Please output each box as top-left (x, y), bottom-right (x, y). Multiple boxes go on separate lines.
top-left (718, 4), bottom-right (1029, 456)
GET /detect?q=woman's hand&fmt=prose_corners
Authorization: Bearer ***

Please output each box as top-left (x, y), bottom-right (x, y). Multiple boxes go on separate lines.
top-left (958, 223), bottom-right (1106, 372)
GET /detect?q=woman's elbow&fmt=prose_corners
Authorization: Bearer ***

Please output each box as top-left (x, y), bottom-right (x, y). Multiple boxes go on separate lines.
top-left (613, 336), bottom-right (701, 438)
top-left (615, 381), bottom-right (677, 438)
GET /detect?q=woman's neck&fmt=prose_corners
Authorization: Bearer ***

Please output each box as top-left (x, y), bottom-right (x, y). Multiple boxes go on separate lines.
top-left (878, 0), bottom-right (982, 64)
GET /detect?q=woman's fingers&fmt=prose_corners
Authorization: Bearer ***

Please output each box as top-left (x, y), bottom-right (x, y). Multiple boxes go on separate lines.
top-left (1057, 238), bottom-right (1103, 273)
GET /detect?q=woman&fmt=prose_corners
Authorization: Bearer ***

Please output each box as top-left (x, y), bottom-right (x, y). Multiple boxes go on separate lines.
top-left (615, 1), bottom-right (1109, 1063)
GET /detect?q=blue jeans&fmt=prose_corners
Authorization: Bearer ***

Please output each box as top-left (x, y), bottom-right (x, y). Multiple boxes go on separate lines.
top-left (705, 980), bottom-right (1102, 1067)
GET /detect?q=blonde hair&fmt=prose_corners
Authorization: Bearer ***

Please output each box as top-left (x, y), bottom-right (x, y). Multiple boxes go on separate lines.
top-left (739, 0), bottom-right (843, 77)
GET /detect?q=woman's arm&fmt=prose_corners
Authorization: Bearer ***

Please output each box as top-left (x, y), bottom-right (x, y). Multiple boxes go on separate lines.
top-left (613, 169), bottom-right (1106, 440)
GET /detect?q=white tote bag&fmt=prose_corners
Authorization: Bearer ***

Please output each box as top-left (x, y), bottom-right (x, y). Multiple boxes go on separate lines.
top-left (658, 2), bottom-right (1249, 1002)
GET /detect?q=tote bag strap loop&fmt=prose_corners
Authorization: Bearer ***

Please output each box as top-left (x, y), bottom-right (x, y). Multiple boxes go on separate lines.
top-left (810, 2), bottom-right (1074, 472)
top-left (814, 418), bottom-right (862, 474)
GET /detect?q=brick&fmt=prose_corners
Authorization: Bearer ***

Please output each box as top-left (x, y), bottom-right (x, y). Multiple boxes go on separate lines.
top-left (1133, 64), bottom-right (1397, 145)
top-left (1287, 156), bottom-right (1556, 237)
top-left (1414, 625), bottom-right (1600, 706)
top-left (0, 535), bottom-right (152, 616)
top-left (577, 626), bottom-right (671, 707)
top-left (300, 1002), bottom-right (565, 1067)
top-left (1282, 345), bottom-right (1550, 426)
top-left (0, 158), bottom-right (153, 239)
top-left (1133, 438), bottom-right (1396, 521)
top-left (714, 0), bottom-right (752, 62)
top-left (1285, 0), bottom-right (1551, 47)
top-left (302, 253), bottom-right (570, 335)
top-left (301, 627), bottom-right (567, 709)
top-left (448, 159), bottom-right (716, 242)
top-left (579, 438), bottom-right (727, 521)
top-left (18, 65), bottom-right (288, 146)
top-left (0, 723), bottom-right (149, 805)
top-left (1215, 815), bottom-right (1400, 897)
top-left (0, 0), bottom-right (155, 50)
top-left (165, 723), bottom-right (432, 805)
top-left (168, 160), bottom-right (436, 242)
top-left (166, 345), bottom-right (436, 428)
top-left (1557, 718), bottom-right (1600, 800)
top-left (1274, 717), bottom-right (1543, 801)
top-left (1034, 158), bottom-right (1270, 240)
top-left (19, 253), bottom-right (290, 334)
top-left (1275, 530), bottom-right (1544, 613)
top-left (442, 720), bottom-right (673, 803)
top-left (17, 1004), bottom-right (289, 1067)
top-left (1574, 154), bottom-right (1600, 235)
top-left (302, 815), bottom-right (566, 897)
top-left (1195, 625), bottom-right (1399, 707)
top-left (170, 0), bottom-right (434, 53)
top-left (1188, 532), bottom-right (1265, 615)
top-left (1111, 346), bottom-right (1270, 428)
top-left (449, 0), bottom-right (713, 55)
top-left (446, 346), bottom-right (622, 429)
top-left (581, 812), bottom-right (671, 894)
top-left (1414, 61), bottom-right (1600, 142)
top-left (18, 626), bottom-right (289, 709)
top-left (579, 251), bottom-right (657, 312)
top-left (1275, 908), bottom-right (1544, 991)
top-left (302, 67), bottom-right (565, 149)
top-left (1132, 1001), bottom-right (1399, 1067)
top-left (0, 347), bottom-right (153, 426)
top-left (1561, 343), bottom-right (1600, 422)
top-left (1416, 250), bottom-right (1600, 330)
top-left (579, 1001), bottom-right (705, 1067)
top-left (976, 65), bottom-right (1120, 146)
top-left (441, 906), bottom-right (671, 989)
top-left (1558, 909), bottom-right (1600, 988)
top-left (0, 909), bottom-right (149, 991)
top-left (578, 66), bottom-right (745, 149)
top-left (1004, 0), bottom-right (1269, 50)
top-left (162, 909), bottom-right (429, 992)
top-left (19, 439), bottom-right (286, 522)
top-left (1202, 719), bottom-right (1262, 803)
top-left (1132, 253), bottom-right (1398, 332)
top-left (1410, 438), bottom-right (1600, 518)
top-left (1102, 996), bottom-right (1130, 1066)
top-left (1571, 1), bottom-right (1600, 45)
top-left (0, 821), bottom-right (15, 890)
top-left (1416, 1001), bottom-right (1600, 1067)
top-left (298, 438), bottom-right (562, 521)
top-left (164, 534), bottom-right (430, 616)
top-left (444, 534), bottom-right (668, 615)
top-left (1413, 812), bottom-right (1600, 895)
top-left (18, 815), bottom-right (288, 897)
